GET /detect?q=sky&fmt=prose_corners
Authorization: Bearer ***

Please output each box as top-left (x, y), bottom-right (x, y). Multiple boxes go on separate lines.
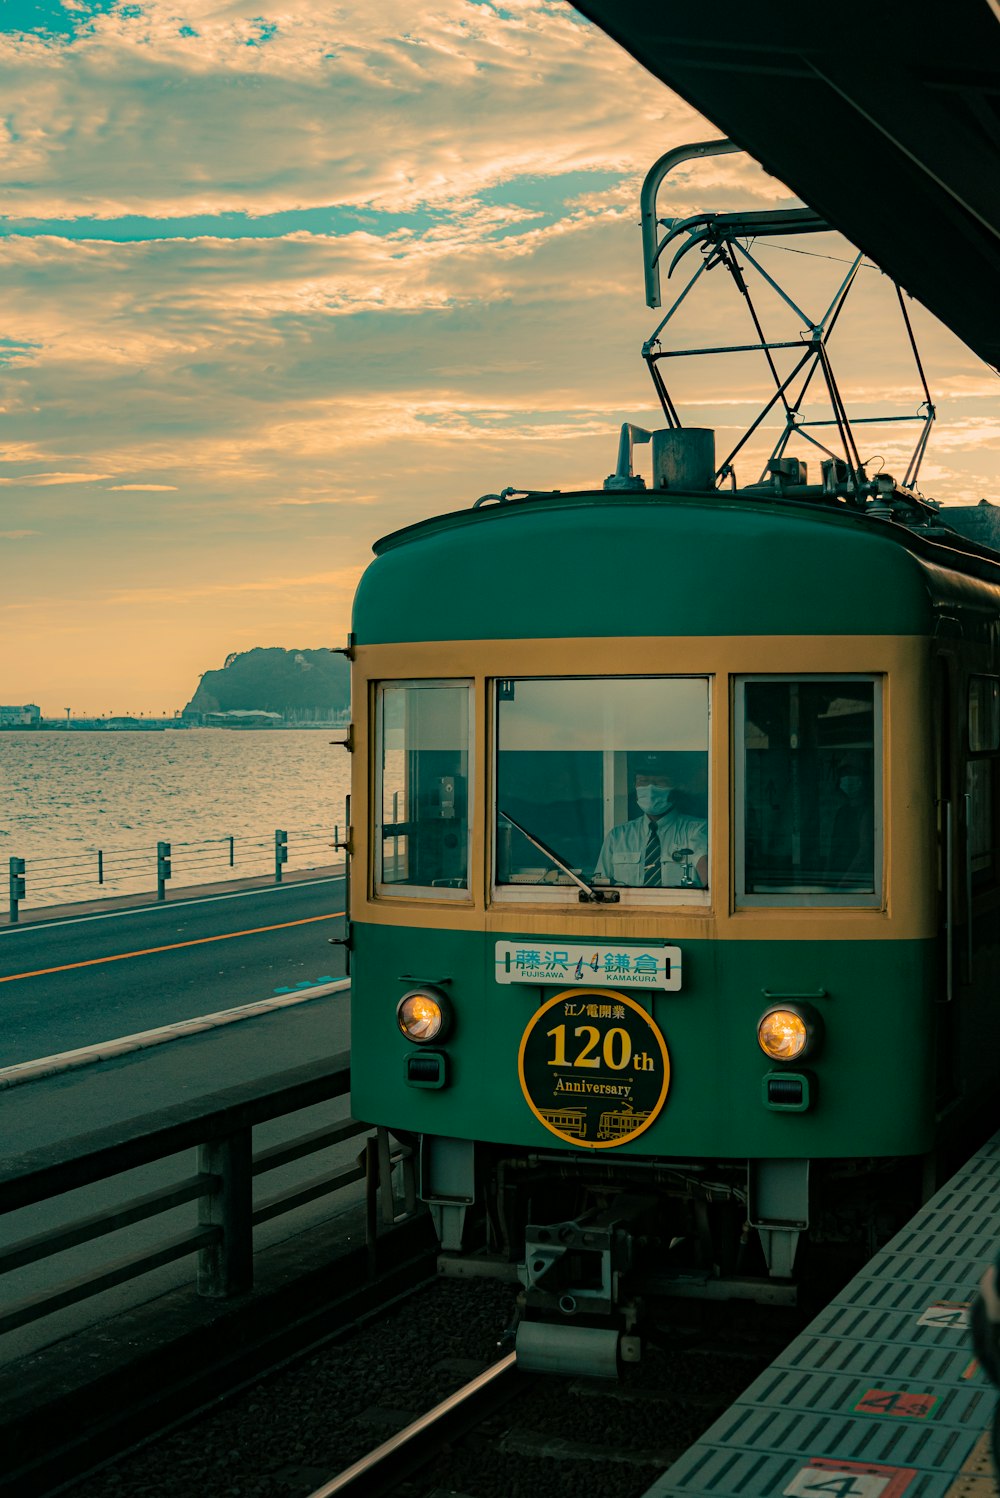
top-left (1, 0), bottom-right (997, 717)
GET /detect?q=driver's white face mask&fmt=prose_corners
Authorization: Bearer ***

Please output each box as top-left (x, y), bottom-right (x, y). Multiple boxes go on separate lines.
top-left (636, 783), bottom-right (672, 817)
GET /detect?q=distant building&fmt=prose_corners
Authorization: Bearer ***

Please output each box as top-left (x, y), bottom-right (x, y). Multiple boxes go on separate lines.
top-left (0, 704), bottom-right (41, 726)
top-left (285, 706), bottom-right (352, 725)
top-left (205, 709), bottom-right (283, 728)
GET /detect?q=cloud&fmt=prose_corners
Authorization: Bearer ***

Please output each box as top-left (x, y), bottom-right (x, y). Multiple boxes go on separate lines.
top-left (0, 206), bottom-right (989, 529)
top-left (924, 418), bottom-right (1000, 452)
top-left (0, 0), bottom-right (794, 232)
top-left (105, 564), bottom-right (364, 607)
top-left (0, 469), bottom-right (115, 483)
top-left (935, 373), bottom-right (1000, 400)
top-left (0, 528), bottom-right (37, 538)
top-left (267, 492), bottom-right (379, 506)
top-left (0, 0), bottom-right (709, 220)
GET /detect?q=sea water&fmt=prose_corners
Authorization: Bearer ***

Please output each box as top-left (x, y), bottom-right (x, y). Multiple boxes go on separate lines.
top-left (0, 729), bottom-right (351, 906)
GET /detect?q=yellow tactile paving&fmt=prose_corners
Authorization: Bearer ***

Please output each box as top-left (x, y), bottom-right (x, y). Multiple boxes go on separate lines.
top-left (946, 1430), bottom-right (998, 1496)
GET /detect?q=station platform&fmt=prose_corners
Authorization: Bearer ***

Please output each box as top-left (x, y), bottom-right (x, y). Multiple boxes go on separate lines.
top-left (643, 1132), bottom-right (1000, 1497)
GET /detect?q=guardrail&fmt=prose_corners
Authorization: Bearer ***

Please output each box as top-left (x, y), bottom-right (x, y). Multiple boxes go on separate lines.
top-left (0, 1056), bottom-right (416, 1339)
top-left (6, 824), bottom-right (339, 921)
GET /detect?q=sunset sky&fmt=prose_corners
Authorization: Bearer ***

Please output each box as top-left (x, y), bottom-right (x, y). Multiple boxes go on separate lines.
top-left (2, 0), bottom-right (997, 717)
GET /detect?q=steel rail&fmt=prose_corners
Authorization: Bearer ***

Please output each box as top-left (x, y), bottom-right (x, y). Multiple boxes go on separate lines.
top-left (306, 1351), bottom-right (521, 1498)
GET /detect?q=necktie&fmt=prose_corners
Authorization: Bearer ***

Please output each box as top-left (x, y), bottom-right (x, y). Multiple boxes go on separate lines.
top-left (643, 819), bottom-right (661, 886)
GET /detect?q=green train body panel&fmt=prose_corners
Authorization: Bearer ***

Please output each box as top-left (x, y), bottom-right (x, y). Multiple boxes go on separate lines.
top-left (351, 491), bottom-right (995, 644)
top-left (350, 920), bottom-right (937, 1159)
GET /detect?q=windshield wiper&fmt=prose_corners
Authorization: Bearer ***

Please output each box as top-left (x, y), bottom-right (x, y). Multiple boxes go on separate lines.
top-left (499, 810), bottom-right (619, 903)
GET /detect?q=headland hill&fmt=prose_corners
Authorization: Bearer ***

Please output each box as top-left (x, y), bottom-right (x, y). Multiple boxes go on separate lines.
top-left (2, 647), bottom-right (351, 730)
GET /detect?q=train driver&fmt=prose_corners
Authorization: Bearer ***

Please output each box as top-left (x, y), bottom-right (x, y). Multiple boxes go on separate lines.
top-left (594, 752), bottom-right (708, 889)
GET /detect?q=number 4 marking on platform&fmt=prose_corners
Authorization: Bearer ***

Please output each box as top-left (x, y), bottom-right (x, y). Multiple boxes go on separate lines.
top-left (785, 1458), bottom-right (916, 1498)
top-left (854, 1387), bottom-right (938, 1418)
top-left (785, 1477), bottom-right (888, 1497)
top-left (917, 1301), bottom-right (970, 1328)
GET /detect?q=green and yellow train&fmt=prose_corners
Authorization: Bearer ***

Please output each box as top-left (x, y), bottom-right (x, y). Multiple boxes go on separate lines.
top-left (346, 439), bottom-right (1000, 1368)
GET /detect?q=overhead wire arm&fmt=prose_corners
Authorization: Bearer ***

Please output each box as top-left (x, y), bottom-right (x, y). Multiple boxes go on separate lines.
top-left (640, 138), bottom-right (741, 308)
top-left (660, 208), bottom-right (831, 280)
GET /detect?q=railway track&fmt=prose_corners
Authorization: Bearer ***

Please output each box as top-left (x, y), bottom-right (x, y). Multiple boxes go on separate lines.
top-left (304, 1313), bottom-right (789, 1498)
top-left (66, 1276), bottom-right (792, 1498)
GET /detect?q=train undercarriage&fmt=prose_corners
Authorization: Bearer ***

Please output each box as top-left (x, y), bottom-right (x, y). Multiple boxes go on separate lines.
top-left (399, 1136), bottom-right (924, 1376)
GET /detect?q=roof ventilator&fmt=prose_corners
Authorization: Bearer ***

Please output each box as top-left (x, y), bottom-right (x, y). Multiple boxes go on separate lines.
top-left (605, 423), bottom-right (717, 493)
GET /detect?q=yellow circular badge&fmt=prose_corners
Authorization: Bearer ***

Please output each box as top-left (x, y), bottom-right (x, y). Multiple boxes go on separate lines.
top-left (517, 987), bottom-right (670, 1149)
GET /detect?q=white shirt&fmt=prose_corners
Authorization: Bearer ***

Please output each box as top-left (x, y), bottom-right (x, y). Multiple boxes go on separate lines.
top-left (595, 810), bottom-right (708, 888)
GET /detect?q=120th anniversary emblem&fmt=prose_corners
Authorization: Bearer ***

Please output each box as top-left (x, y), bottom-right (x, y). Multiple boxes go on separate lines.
top-left (517, 988), bottom-right (670, 1149)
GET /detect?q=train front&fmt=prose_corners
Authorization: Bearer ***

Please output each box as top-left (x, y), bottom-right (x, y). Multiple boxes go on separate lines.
top-left (347, 471), bottom-right (941, 1371)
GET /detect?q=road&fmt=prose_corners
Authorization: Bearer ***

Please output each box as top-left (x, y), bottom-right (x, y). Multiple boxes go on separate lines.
top-left (0, 876), bottom-right (347, 1066)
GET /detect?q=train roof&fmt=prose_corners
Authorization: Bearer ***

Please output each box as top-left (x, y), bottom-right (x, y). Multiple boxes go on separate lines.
top-left (353, 489), bottom-right (1000, 645)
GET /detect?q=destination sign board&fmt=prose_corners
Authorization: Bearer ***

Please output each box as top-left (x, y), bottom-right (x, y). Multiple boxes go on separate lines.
top-left (495, 941), bottom-right (681, 991)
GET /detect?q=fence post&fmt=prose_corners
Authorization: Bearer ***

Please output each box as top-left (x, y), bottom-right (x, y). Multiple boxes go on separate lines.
top-left (228, 835), bottom-right (235, 868)
top-left (97, 849), bottom-right (104, 885)
top-left (8, 857), bottom-right (25, 924)
top-left (198, 1130), bottom-right (254, 1297)
top-left (156, 840), bottom-right (172, 901)
top-left (275, 828), bottom-right (288, 883)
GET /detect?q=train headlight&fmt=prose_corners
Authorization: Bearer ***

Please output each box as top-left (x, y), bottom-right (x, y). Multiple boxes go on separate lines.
top-left (397, 987), bottom-right (452, 1044)
top-left (757, 1004), bottom-right (822, 1062)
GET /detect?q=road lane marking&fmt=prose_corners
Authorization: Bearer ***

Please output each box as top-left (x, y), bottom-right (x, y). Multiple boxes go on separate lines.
top-left (0, 911), bottom-right (346, 984)
top-left (274, 975), bottom-right (336, 993)
top-left (0, 979), bottom-right (351, 1090)
top-left (0, 874), bottom-right (344, 936)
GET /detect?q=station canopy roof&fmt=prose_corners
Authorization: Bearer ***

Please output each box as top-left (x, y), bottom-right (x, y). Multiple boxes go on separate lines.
top-left (573, 0), bottom-right (1000, 371)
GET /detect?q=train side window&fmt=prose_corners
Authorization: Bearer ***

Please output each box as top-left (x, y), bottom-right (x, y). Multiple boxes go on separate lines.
top-left (969, 676), bottom-right (1000, 752)
top-left (967, 676), bottom-right (999, 888)
top-left (966, 760), bottom-right (995, 886)
top-left (736, 676), bottom-right (882, 907)
top-left (493, 676), bottom-right (710, 902)
top-left (375, 681), bottom-right (472, 898)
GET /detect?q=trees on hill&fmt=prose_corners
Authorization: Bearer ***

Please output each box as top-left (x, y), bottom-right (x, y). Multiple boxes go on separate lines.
top-left (184, 647), bottom-right (349, 717)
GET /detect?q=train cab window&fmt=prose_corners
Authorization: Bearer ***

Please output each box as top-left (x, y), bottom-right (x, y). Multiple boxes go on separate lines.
top-left (375, 681), bottom-right (471, 898)
top-left (736, 677), bottom-right (882, 906)
top-left (494, 676), bottom-right (710, 901)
